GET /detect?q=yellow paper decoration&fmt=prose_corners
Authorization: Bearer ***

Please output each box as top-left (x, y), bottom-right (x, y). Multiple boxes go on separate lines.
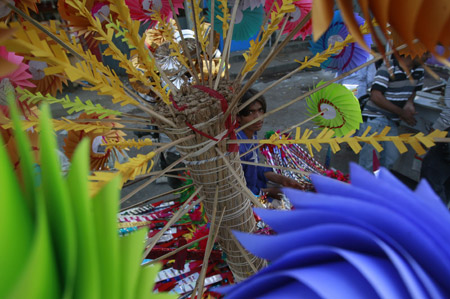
top-left (89, 151), bottom-right (156, 195)
top-left (241, 0), bottom-right (295, 74)
top-left (260, 127), bottom-right (448, 157)
top-left (103, 138), bottom-right (154, 150)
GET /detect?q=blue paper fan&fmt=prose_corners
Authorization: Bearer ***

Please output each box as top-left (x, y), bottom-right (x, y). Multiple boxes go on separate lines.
top-left (219, 163), bottom-right (450, 298)
top-left (309, 11), bottom-right (372, 74)
top-left (206, 0), bottom-right (264, 41)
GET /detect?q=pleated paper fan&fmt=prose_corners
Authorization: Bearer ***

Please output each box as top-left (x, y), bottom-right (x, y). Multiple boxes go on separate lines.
top-left (241, 0), bottom-right (265, 11)
top-left (63, 113), bottom-right (126, 171)
top-left (309, 10), bottom-right (372, 74)
top-left (264, 0), bottom-right (312, 40)
top-left (306, 81), bottom-right (362, 137)
top-left (125, 0), bottom-right (184, 27)
top-left (0, 46), bottom-right (35, 89)
top-left (221, 164), bottom-right (450, 298)
top-left (207, 0), bottom-right (264, 41)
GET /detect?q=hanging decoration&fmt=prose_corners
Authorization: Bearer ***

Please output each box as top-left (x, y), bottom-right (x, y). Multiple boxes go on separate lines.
top-left (311, 0), bottom-right (450, 65)
top-left (389, 26), bottom-right (428, 59)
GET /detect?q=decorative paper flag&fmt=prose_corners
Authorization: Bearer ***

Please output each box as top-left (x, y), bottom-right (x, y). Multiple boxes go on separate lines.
top-left (125, 0), bottom-right (184, 27)
top-left (0, 46), bottom-right (34, 89)
top-left (264, 0), bottom-right (312, 40)
top-left (306, 81), bottom-right (362, 137)
top-left (221, 163), bottom-right (450, 298)
top-left (309, 10), bottom-right (372, 74)
top-left (207, 0), bottom-right (264, 41)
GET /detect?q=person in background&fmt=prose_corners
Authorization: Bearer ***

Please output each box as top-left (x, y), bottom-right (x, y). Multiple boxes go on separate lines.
top-left (338, 54), bottom-right (377, 100)
top-left (420, 76), bottom-right (450, 205)
top-left (358, 54), bottom-right (425, 171)
top-left (236, 89), bottom-right (302, 200)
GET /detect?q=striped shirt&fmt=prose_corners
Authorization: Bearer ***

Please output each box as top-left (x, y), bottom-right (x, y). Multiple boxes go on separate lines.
top-left (363, 58), bottom-right (424, 119)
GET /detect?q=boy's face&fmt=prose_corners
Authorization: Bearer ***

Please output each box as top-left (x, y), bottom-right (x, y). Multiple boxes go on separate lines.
top-left (237, 101), bottom-right (264, 133)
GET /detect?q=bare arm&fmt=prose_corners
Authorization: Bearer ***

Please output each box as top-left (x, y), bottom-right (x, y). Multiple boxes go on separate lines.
top-left (264, 172), bottom-right (303, 189)
top-left (370, 89), bottom-right (417, 126)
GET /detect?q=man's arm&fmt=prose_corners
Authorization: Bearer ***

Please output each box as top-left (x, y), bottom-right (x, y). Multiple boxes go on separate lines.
top-left (264, 171), bottom-right (303, 189)
top-left (402, 92), bottom-right (417, 125)
top-left (370, 89), bottom-right (417, 126)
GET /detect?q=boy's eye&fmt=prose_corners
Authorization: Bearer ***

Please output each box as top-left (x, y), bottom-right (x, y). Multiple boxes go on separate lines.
top-left (248, 108), bottom-right (264, 115)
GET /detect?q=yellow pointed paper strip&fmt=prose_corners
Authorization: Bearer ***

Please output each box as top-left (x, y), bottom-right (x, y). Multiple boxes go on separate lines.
top-left (89, 151), bottom-right (156, 196)
top-left (259, 126), bottom-right (448, 157)
top-left (103, 138), bottom-right (154, 151)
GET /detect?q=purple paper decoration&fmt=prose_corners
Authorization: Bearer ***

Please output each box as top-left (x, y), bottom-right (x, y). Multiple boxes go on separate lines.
top-left (220, 163), bottom-right (450, 298)
top-left (309, 11), bottom-right (372, 75)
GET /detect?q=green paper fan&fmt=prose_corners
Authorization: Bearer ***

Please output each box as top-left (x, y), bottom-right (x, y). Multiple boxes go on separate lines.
top-left (306, 81), bottom-right (363, 137)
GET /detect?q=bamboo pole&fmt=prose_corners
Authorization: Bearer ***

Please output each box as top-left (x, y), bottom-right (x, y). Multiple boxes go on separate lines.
top-left (233, 0), bottom-right (275, 84)
top-left (191, 186), bottom-right (219, 298)
top-left (192, 206), bottom-right (226, 299)
top-left (238, 112), bottom-right (327, 158)
top-left (71, 118), bottom-right (153, 125)
top-left (228, 228), bottom-right (258, 273)
top-left (119, 135), bottom-right (195, 204)
top-left (208, 0), bottom-right (215, 89)
top-left (237, 109), bottom-right (325, 134)
top-left (269, 14), bottom-right (289, 57)
top-left (215, 147), bottom-right (263, 208)
top-left (122, 168), bottom-right (188, 187)
top-left (214, 0), bottom-right (241, 90)
top-left (239, 161), bottom-right (311, 176)
top-left (189, 0), bottom-right (205, 82)
top-left (223, 11), bottom-right (312, 120)
top-left (237, 53), bottom-right (384, 132)
top-left (120, 183), bottom-right (194, 212)
top-left (142, 189), bottom-right (204, 259)
top-left (142, 235), bottom-right (209, 266)
top-left (120, 151), bottom-right (192, 204)
top-left (168, 0), bottom-right (201, 84)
